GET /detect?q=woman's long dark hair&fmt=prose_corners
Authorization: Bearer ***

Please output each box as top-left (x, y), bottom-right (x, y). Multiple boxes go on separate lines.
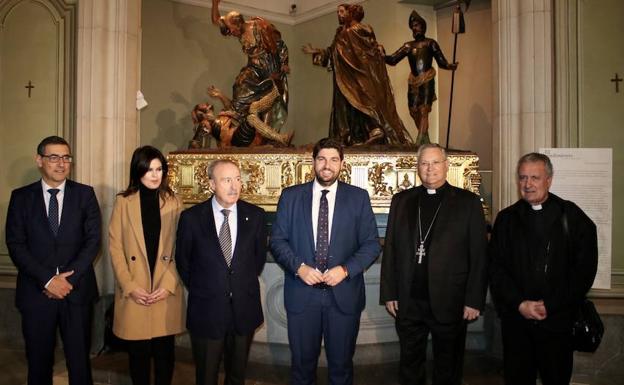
top-left (120, 145), bottom-right (174, 199)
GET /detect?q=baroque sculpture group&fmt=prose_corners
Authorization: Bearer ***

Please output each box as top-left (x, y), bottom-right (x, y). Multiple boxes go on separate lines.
top-left (190, 1), bottom-right (457, 149)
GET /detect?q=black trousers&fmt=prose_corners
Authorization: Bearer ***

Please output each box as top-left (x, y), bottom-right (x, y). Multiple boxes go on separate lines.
top-left (190, 331), bottom-right (253, 385)
top-left (395, 299), bottom-right (467, 385)
top-left (501, 316), bottom-right (573, 385)
top-left (125, 335), bottom-right (175, 385)
top-left (20, 300), bottom-right (93, 385)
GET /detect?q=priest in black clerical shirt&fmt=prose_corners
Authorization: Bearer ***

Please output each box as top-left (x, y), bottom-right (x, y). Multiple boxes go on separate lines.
top-left (489, 152), bottom-right (598, 385)
top-left (380, 143), bottom-right (488, 385)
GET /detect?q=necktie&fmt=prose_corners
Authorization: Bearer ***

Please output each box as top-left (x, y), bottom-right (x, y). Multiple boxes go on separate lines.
top-left (315, 190), bottom-right (330, 272)
top-left (219, 209), bottom-right (232, 267)
top-left (48, 188), bottom-right (60, 236)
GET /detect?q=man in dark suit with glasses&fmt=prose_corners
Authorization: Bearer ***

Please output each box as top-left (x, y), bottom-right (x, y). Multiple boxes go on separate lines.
top-left (6, 135), bottom-right (101, 385)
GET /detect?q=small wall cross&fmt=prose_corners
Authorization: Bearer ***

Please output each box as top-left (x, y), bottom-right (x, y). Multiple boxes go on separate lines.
top-left (611, 73), bottom-right (622, 93)
top-left (25, 80), bottom-right (35, 98)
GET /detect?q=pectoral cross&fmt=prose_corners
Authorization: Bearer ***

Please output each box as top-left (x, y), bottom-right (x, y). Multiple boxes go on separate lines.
top-left (25, 81), bottom-right (35, 98)
top-left (416, 242), bottom-right (426, 264)
top-left (612, 73), bottom-right (622, 93)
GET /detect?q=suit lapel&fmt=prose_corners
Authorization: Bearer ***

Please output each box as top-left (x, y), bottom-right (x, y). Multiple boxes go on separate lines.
top-left (128, 193), bottom-right (148, 260)
top-left (56, 181), bottom-right (73, 238)
top-left (407, 187), bottom-right (420, 260)
top-left (329, 183), bottom-right (346, 250)
top-left (156, 196), bottom-right (168, 259)
top-left (231, 203), bottom-right (247, 266)
top-left (429, 185), bottom-right (455, 256)
top-left (32, 182), bottom-right (53, 238)
top-left (152, 196), bottom-right (172, 284)
top-left (302, 182), bottom-right (315, 255)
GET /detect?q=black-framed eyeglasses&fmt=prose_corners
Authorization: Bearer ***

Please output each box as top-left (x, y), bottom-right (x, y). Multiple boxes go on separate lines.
top-left (41, 154), bottom-right (73, 163)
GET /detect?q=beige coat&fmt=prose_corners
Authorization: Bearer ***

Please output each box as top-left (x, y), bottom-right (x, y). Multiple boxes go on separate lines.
top-left (109, 192), bottom-right (186, 340)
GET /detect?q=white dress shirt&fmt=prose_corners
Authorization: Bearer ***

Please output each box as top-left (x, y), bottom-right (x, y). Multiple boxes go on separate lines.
top-left (212, 198), bottom-right (238, 255)
top-left (312, 179), bottom-right (338, 248)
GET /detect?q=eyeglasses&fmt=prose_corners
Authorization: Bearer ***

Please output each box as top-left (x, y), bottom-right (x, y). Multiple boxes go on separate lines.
top-left (41, 154), bottom-right (73, 163)
top-left (418, 160), bottom-right (446, 168)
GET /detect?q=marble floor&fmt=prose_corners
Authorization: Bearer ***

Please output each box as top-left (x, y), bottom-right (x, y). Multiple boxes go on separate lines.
top-left (2, 346), bottom-right (615, 385)
top-left (1, 347), bottom-right (505, 385)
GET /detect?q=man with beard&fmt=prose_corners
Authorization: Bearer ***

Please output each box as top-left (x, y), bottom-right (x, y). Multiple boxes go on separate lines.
top-left (384, 11), bottom-right (457, 146)
top-left (271, 138), bottom-right (380, 385)
top-left (380, 143), bottom-right (488, 385)
top-left (489, 153), bottom-right (597, 385)
top-left (302, 4), bottom-right (412, 146)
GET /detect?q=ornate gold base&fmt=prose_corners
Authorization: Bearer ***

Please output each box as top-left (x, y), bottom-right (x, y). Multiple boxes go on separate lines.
top-left (167, 146), bottom-right (482, 213)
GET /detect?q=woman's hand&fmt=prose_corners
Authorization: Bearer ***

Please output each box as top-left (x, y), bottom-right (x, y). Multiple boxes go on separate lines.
top-left (147, 288), bottom-right (170, 304)
top-left (129, 288), bottom-right (151, 306)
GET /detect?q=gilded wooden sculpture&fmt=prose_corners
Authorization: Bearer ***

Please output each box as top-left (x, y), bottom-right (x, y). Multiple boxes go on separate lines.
top-left (302, 4), bottom-right (413, 147)
top-left (189, 0), bottom-right (293, 148)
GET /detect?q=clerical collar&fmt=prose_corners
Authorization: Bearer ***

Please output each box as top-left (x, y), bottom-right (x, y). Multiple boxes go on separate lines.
top-left (423, 182), bottom-right (448, 195)
top-left (527, 195), bottom-right (550, 211)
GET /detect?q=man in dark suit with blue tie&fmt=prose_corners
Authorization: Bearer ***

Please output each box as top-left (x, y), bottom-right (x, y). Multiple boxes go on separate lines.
top-left (176, 159), bottom-right (267, 385)
top-left (271, 138), bottom-right (381, 385)
top-left (5, 136), bottom-right (101, 385)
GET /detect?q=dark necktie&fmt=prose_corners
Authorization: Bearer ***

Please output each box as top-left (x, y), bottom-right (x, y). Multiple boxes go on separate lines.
top-left (219, 209), bottom-right (232, 267)
top-left (48, 188), bottom-right (60, 236)
top-left (315, 190), bottom-right (330, 272)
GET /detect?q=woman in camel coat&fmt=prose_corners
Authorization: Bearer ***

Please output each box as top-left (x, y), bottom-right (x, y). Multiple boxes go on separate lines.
top-left (109, 146), bottom-right (185, 385)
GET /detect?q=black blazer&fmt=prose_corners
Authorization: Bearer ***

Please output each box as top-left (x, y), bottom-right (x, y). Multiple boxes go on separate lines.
top-left (380, 184), bottom-right (488, 323)
top-left (176, 197), bottom-right (267, 339)
top-left (489, 194), bottom-right (597, 331)
top-left (6, 180), bottom-right (101, 309)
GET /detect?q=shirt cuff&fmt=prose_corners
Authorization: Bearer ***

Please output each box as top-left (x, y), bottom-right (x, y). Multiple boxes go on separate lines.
top-left (44, 276), bottom-right (55, 289)
top-left (295, 262), bottom-right (305, 277)
top-left (44, 267), bottom-right (60, 289)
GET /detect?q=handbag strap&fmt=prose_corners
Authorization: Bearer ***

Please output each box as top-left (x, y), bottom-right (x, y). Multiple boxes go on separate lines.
top-left (561, 200), bottom-right (589, 306)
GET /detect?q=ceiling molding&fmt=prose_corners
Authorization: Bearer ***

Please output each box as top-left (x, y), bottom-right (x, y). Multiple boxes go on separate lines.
top-left (171, 0), bottom-right (365, 26)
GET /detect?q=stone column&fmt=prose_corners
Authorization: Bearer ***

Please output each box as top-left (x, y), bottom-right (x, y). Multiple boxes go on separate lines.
top-left (492, 0), bottom-right (554, 213)
top-left (75, 0), bottom-right (142, 294)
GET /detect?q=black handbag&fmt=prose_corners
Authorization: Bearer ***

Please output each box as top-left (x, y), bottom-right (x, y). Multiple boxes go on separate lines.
top-left (571, 298), bottom-right (604, 352)
top-left (562, 203), bottom-right (604, 352)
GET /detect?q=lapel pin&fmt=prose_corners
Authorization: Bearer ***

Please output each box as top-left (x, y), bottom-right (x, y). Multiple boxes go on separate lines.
top-left (245, 217), bottom-right (249, 221)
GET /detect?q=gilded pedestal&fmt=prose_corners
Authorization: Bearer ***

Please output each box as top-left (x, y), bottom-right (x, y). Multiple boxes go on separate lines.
top-left (167, 147), bottom-right (482, 212)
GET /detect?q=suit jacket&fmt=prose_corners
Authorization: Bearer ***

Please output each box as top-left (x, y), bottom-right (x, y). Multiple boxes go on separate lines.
top-left (270, 181), bottom-right (380, 315)
top-left (6, 179), bottom-right (101, 310)
top-left (176, 197), bottom-right (267, 339)
top-left (109, 193), bottom-right (186, 340)
top-left (380, 184), bottom-right (488, 324)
